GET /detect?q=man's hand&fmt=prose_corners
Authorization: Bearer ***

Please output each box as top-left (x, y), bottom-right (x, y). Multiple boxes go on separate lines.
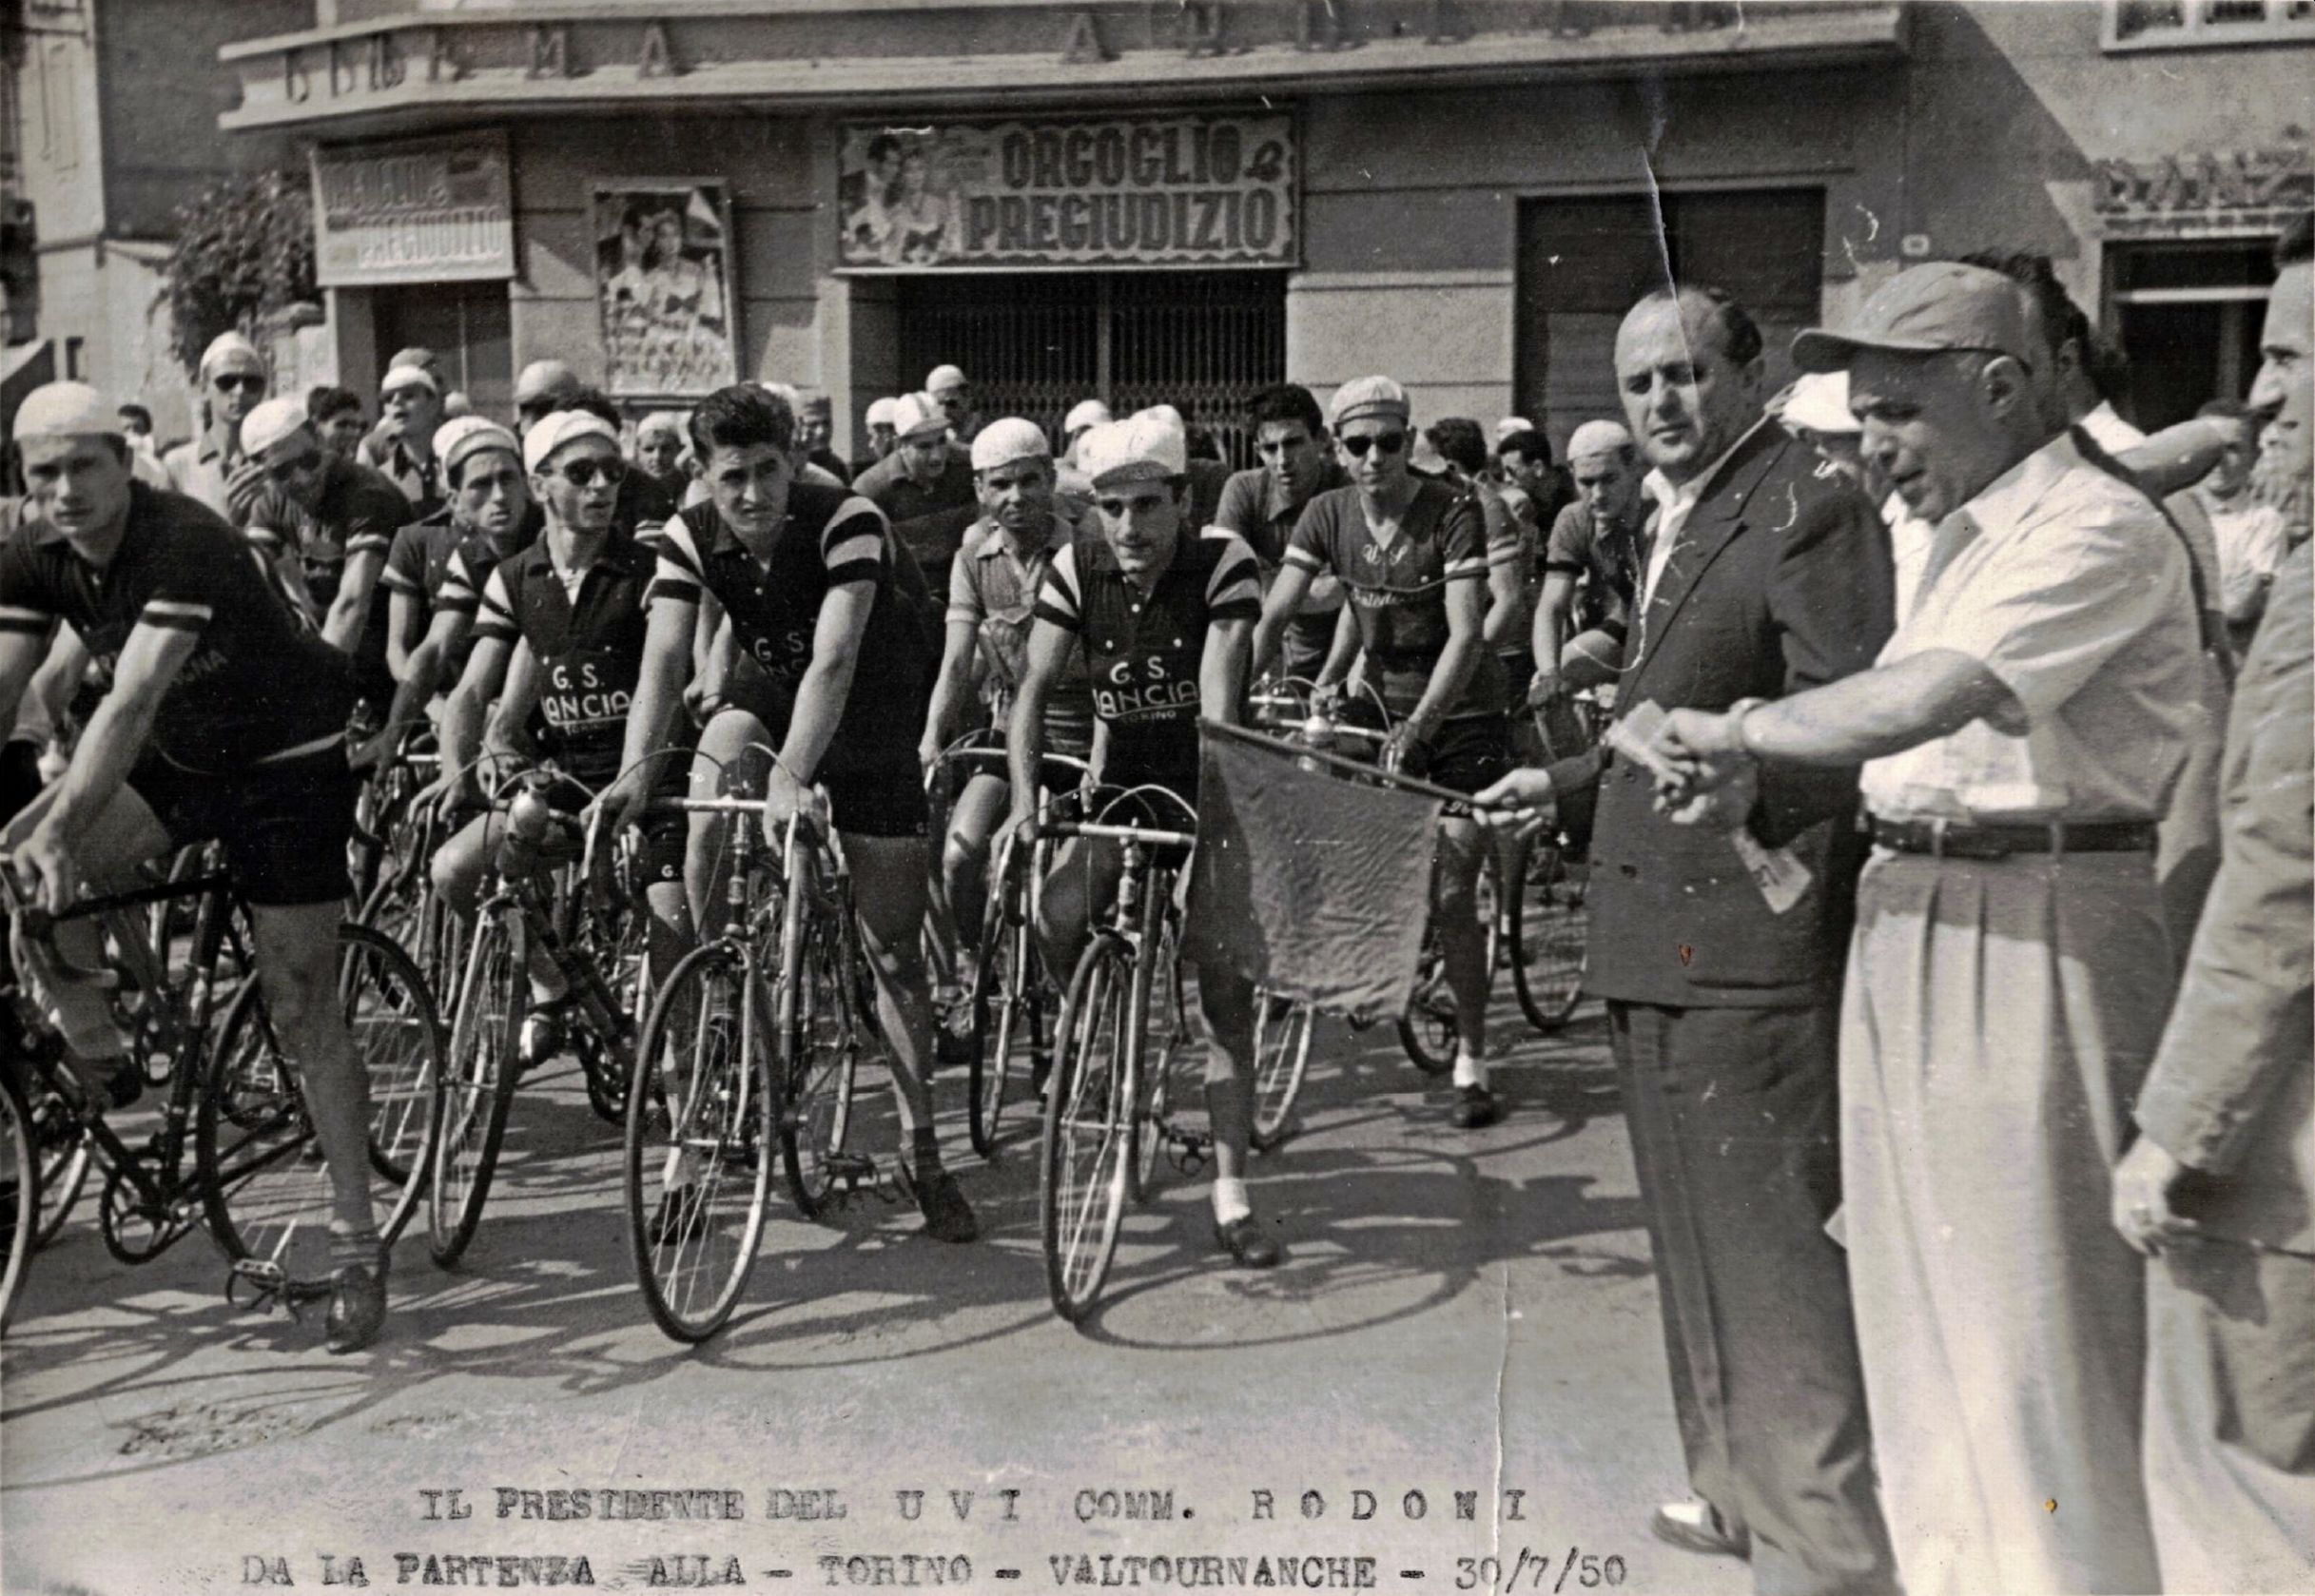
top-left (1382, 719), bottom-right (1434, 779)
top-left (348, 728), bottom-right (398, 774)
top-left (2111, 1136), bottom-right (2198, 1256)
top-left (1648, 707), bottom-right (1754, 807)
top-left (1655, 756), bottom-right (1760, 831)
top-left (224, 459), bottom-right (271, 524)
top-left (418, 763), bottom-right (481, 823)
top-left (16, 819), bottom-right (79, 915)
top-left (758, 758), bottom-right (827, 843)
top-left (590, 768), bottom-right (653, 839)
top-left (918, 729), bottom-right (944, 771)
top-left (1526, 666), bottom-right (1566, 710)
top-left (1474, 767), bottom-right (1556, 842)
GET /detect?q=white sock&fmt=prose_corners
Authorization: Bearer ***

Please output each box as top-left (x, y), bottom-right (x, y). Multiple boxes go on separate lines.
top-left (1211, 1177), bottom-right (1252, 1227)
top-left (1451, 1052), bottom-right (1488, 1091)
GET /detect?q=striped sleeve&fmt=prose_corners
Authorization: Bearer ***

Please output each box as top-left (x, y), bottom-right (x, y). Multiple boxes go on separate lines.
top-left (821, 496), bottom-right (889, 588)
top-left (646, 516), bottom-right (706, 608)
top-left (435, 548), bottom-right (483, 615)
top-left (379, 525), bottom-right (429, 595)
top-left (474, 565), bottom-right (519, 643)
top-left (1439, 492), bottom-right (1488, 582)
top-left (1032, 542), bottom-right (1083, 633)
top-left (1282, 495), bottom-right (1333, 574)
top-left (1205, 535), bottom-right (1262, 622)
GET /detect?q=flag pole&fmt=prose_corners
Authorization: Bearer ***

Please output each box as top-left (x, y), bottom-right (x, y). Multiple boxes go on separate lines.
top-left (1200, 720), bottom-right (1508, 809)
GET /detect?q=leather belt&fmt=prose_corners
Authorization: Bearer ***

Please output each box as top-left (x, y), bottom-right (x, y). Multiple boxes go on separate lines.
top-left (1871, 817), bottom-right (2158, 860)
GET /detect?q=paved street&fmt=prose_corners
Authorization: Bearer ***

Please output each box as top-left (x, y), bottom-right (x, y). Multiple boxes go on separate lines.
top-left (3, 1004), bottom-right (1746, 1596)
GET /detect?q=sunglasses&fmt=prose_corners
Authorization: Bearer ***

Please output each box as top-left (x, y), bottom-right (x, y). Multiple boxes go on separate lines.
top-left (555, 457), bottom-right (629, 489)
top-left (1338, 432), bottom-right (1407, 459)
top-left (267, 449), bottom-right (323, 482)
top-left (214, 374), bottom-right (267, 395)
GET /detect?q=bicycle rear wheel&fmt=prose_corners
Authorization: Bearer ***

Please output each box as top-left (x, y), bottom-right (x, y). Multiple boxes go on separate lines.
top-left (1396, 860), bottom-right (1501, 1074)
top-left (199, 925), bottom-right (441, 1294)
top-left (967, 885), bottom-right (1037, 1160)
top-left (1510, 846), bottom-right (1588, 1032)
top-left (626, 941), bottom-right (776, 1343)
top-left (1250, 991), bottom-right (1313, 1152)
top-left (1039, 935), bottom-right (1138, 1324)
top-left (28, 1077), bottom-right (91, 1249)
top-left (0, 1064), bottom-right (35, 1333)
top-left (428, 911), bottom-right (525, 1266)
top-left (1129, 931), bottom-right (1186, 1205)
top-left (777, 912), bottom-right (860, 1220)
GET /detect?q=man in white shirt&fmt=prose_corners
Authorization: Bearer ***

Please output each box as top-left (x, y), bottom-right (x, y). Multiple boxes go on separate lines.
top-left (1655, 262), bottom-right (2200, 1595)
top-left (2188, 398), bottom-right (2290, 652)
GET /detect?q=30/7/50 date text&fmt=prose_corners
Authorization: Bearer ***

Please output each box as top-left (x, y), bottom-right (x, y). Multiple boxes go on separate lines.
top-left (1455, 1547), bottom-right (1628, 1591)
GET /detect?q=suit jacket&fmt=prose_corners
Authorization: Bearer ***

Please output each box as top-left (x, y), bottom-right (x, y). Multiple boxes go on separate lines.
top-left (2136, 541), bottom-right (2312, 1253)
top-left (1547, 421), bottom-right (1894, 1009)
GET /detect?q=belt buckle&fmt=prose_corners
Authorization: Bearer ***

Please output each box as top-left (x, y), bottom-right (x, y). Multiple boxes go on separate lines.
top-left (2046, 821), bottom-right (2067, 858)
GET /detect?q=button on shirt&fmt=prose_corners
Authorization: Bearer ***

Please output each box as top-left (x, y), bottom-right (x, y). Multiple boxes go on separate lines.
top-left (1860, 432), bottom-right (2204, 824)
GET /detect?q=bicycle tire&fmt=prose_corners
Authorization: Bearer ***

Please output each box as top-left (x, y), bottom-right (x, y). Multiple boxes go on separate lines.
top-left (1510, 846), bottom-right (1588, 1033)
top-left (1395, 858), bottom-right (1501, 1074)
top-left (966, 885), bottom-right (1033, 1160)
top-left (776, 903), bottom-right (860, 1221)
top-left (574, 891), bottom-right (649, 1126)
top-left (428, 910), bottom-right (526, 1266)
top-left (0, 1063), bottom-right (35, 1333)
top-left (199, 925), bottom-right (441, 1294)
top-left (625, 940), bottom-right (776, 1344)
top-left (1250, 991), bottom-right (1314, 1152)
top-left (1039, 934), bottom-right (1138, 1324)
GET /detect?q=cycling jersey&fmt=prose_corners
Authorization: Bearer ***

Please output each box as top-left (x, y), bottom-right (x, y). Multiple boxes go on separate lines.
top-left (474, 530), bottom-right (655, 788)
top-left (0, 482), bottom-right (353, 775)
top-left (949, 516), bottom-right (1094, 759)
top-left (1033, 530), bottom-right (1261, 802)
top-left (380, 504), bottom-right (539, 683)
top-left (648, 486), bottom-right (936, 773)
top-left (1284, 479), bottom-right (1511, 722)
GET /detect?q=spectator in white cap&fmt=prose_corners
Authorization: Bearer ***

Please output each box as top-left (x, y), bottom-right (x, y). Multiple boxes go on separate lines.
top-left (795, 389), bottom-right (851, 485)
top-left (0, 379), bottom-right (395, 1351)
top-left (238, 395), bottom-right (413, 670)
top-left (1061, 398), bottom-right (1112, 466)
top-left (920, 417), bottom-right (1087, 1047)
top-left (350, 417), bottom-right (535, 772)
top-left (1257, 372), bottom-right (1520, 1131)
top-left (513, 358), bottom-right (583, 435)
top-left (163, 330), bottom-right (270, 517)
top-left (924, 363), bottom-right (976, 441)
top-left (856, 396), bottom-right (902, 476)
top-left (633, 410), bottom-right (690, 499)
top-left (1004, 407), bottom-right (1281, 1270)
top-left (1532, 418), bottom-right (1646, 704)
top-left (1494, 416), bottom-right (1533, 446)
top-left (852, 391), bottom-right (979, 602)
top-left (1135, 401), bottom-right (1231, 527)
top-left (358, 362), bottom-right (445, 513)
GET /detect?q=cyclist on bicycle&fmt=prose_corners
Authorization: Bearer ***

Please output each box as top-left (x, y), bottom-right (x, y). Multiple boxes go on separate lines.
top-left (352, 419), bottom-right (538, 769)
top-left (1529, 419), bottom-right (1644, 712)
top-left (609, 384), bottom-right (979, 1245)
top-left (1210, 384), bottom-right (1352, 684)
top-left (1250, 376), bottom-right (1520, 1131)
top-left (918, 418), bottom-right (1095, 1045)
top-left (425, 411), bottom-right (693, 1052)
top-left (0, 382), bottom-right (389, 1353)
top-left (1004, 411), bottom-right (1281, 1270)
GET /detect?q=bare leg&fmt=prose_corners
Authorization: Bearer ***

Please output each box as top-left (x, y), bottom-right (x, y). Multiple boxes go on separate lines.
top-left (248, 900), bottom-right (378, 1243)
top-left (1433, 816), bottom-right (1489, 1059)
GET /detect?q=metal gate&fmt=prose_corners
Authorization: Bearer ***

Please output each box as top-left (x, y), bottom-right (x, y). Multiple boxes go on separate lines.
top-left (897, 270), bottom-right (1285, 469)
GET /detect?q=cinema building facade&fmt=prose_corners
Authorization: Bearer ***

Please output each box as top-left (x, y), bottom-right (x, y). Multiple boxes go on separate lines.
top-left (214, 0), bottom-right (2314, 462)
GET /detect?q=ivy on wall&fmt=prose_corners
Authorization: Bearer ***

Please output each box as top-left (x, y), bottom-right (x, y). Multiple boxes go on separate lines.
top-left (158, 170), bottom-right (316, 379)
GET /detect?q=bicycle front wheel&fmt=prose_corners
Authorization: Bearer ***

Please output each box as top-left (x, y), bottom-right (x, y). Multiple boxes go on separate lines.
top-left (967, 886), bottom-right (1035, 1160)
top-left (428, 911), bottom-right (526, 1266)
top-left (1039, 934), bottom-right (1138, 1324)
top-left (0, 1063), bottom-right (36, 1333)
top-left (777, 912), bottom-right (859, 1220)
top-left (1510, 846), bottom-right (1588, 1032)
top-left (28, 1077), bottom-right (92, 1249)
top-left (199, 925), bottom-right (441, 1294)
top-left (626, 941), bottom-right (776, 1343)
top-left (1250, 991), bottom-right (1314, 1152)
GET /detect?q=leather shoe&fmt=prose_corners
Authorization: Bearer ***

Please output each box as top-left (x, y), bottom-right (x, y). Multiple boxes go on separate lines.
top-left (1649, 1500), bottom-right (1749, 1560)
top-left (1212, 1214), bottom-right (1282, 1270)
top-left (1449, 1082), bottom-right (1501, 1130)
top-left (324, 1249), bottom-right (389, 1354)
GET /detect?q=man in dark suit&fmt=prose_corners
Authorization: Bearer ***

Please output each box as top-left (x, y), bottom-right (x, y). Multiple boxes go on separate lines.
top-left (1480, 286), bottom-right (1897, 1595)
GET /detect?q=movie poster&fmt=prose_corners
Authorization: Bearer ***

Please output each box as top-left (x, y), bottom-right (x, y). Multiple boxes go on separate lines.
top-left (592, 182), bottom-right (740, 397)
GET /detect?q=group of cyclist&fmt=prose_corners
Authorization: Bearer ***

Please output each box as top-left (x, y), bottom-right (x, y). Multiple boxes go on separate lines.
top-left (0, 349), bottom-right (1615, 1350)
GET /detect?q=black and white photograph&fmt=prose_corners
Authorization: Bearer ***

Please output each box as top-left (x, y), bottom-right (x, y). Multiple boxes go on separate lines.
top-left (0, 4), bottom-right (2309, 1596)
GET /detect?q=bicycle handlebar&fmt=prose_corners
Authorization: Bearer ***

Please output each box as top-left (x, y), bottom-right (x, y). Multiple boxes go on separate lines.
top-left (1037, 820), bottom-right (1197, 850)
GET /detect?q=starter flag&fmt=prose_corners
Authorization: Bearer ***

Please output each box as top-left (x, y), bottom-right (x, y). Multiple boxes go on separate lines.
top-left (1184, 722), bottom-right (1444, 1025)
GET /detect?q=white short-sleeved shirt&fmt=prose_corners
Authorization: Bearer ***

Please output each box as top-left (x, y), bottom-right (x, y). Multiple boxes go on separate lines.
top-left (1860, 433), bottom-right (2203, 825)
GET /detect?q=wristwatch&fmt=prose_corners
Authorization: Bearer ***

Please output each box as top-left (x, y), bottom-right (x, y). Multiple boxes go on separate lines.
top-left (1726, 697), bottom-right (1768, 759)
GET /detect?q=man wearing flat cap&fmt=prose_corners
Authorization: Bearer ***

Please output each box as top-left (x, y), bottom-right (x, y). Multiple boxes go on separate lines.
top-left (1650, 261), bottom-right (2204, 1592)
top-left (164, 331), bottom-right (272, 519)
top-left (853, 392), bottom-right (979, 604)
